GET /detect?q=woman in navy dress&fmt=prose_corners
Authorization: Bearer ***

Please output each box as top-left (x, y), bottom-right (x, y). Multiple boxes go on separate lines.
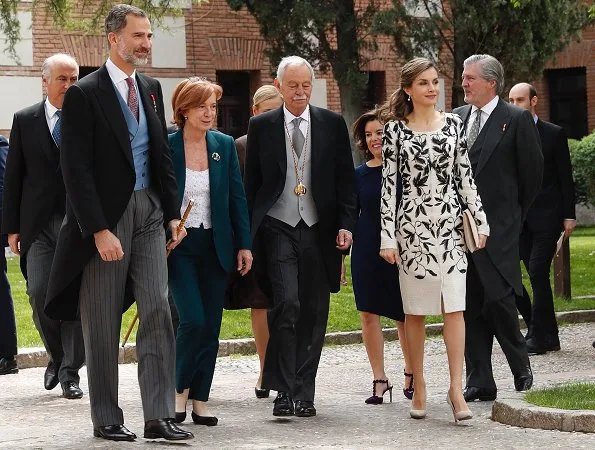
top-left (351, 110), bottom-right (412, 404)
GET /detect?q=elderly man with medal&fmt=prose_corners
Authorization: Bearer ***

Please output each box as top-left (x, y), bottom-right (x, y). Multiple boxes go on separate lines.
top-left (244, 55), bottom-right (357, 419)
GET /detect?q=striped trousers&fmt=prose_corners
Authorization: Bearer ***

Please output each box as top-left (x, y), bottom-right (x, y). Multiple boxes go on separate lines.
top-left (79, 188), bottom-right (175, 427)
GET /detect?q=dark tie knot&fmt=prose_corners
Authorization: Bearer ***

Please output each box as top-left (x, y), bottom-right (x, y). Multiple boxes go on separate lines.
top-left (55, 109), bottom-right (61, 118)
top-left (125, 77), bottom-right (135, 88)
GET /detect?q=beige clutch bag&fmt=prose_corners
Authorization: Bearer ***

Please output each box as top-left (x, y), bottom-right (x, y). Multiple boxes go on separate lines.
top-left (462, 209), bottom-right (479, 253)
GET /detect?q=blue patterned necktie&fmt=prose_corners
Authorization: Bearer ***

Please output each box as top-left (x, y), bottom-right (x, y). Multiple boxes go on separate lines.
top-left (52, 110), bottom-right (62, 148)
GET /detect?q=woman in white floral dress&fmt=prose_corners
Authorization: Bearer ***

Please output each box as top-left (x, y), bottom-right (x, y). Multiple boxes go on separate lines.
top-left (379, 58), bottom-right (489, 422)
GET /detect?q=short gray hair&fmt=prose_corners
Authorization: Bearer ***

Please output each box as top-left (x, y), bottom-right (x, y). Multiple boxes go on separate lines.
top-left (464, 54), bottom-right (505, 95)
top-left (41, 53), bottom-right (78, 79)
top-left (276, 56), bottom-right (315, 85)
top-left (105, 3), bottom-right (147, 36)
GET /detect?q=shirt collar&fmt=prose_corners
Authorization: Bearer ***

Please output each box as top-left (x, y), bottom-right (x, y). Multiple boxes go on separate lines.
top-left (283, 104), bottom-right (310, 125)
top-left (44, 97), bottom-right (60, 118)
top-left (471, 95), bottom-right (499, 117)
top-left (533, 114), bottom-right (538, 124)
top-left (106, 58), bottom-right (136, 85)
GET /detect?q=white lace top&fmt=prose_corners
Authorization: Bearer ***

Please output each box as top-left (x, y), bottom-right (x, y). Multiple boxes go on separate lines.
top-left (183, 168), bottom-right (211, 229)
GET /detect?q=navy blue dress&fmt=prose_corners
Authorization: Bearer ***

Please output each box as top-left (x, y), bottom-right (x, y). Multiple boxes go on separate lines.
top-left (351, 163), bottom-right (404, 321)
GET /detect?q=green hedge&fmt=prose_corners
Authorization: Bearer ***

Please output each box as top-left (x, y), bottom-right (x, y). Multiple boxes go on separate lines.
top-left (570, 130), bottom-right (595, 207)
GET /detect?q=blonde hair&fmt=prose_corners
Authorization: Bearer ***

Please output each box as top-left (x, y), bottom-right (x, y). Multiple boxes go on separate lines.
top-left (171, 77), bottom-right (223, 128)
top-left (253, 85), bottom-right (282, 108)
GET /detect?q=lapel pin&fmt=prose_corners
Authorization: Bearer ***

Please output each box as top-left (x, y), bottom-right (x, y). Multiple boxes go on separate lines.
top-left (212, 152), bottom-right (220, 161)
top-left (150, 94), bottom-right (157, 113)
top-left (502, 123), bottom-right (507, 132)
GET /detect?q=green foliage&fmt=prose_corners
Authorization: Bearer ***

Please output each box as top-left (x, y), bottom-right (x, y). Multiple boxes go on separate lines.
top-left (0, 0), bottom-right (204, 62)
top-left (373, 0), bottom-right (593, 107)
top-left (571, 130), bottom-right (595, 207)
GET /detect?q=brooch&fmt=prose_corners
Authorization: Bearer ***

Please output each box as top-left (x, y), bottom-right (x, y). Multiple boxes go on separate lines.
top-left (502, 123), bottom-right (507, 132)
top-left (212, 152), bottom-right (220, 161)
top-left (150, 94), bottom-right (157, 112)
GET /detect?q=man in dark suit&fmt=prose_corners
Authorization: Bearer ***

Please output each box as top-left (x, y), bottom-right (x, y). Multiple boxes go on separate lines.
top-left (244, 56), bottom-right (357, 418)
top-left (44, 4), bottom-right (192, 442)
top-left (508, 82), bottom-right (576, 355)
top-left (0, 135), bottom-right (18, 377)
top-left (453, 55), bottom-right (543, 402)
top-left (2, 55), bottom-right (85, 397)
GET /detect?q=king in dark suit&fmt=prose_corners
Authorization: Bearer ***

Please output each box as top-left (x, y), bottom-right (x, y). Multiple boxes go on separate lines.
top-left (453, 55), bottom-right (543, 402)
top-left (244, 56), bottom-right (357, 418)
top-left (44, 4), bottom-right (192, 442)
top-left (2, 54), bottom-right (85, 397)
top-left (508, 83), bottom-right (576, 355)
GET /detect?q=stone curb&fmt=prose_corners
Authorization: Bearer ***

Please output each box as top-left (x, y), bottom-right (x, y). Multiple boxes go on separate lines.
top-left (15, 309), bottom-right (595, 369)
top-left (492, 394), bottom-right (595, 433)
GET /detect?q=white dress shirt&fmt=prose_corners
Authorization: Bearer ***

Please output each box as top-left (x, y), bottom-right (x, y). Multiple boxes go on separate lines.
top-left (466, 95), bottom-right (499, 137)
top-left (105, 58), bottom-right (138, 102)
top-left (44, 98), bottom-right (61, 135)
top-left (283, 104), bottom-right (310, 141)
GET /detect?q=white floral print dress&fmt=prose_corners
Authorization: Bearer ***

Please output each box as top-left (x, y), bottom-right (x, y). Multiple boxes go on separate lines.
top-left (380, 113), bottom-right (489, 315)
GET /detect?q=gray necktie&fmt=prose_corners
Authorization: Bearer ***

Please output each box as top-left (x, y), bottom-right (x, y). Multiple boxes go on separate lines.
top-left (292, 117), bottom-right (305, 158)
top-left (52, 110), bottom-right (62, 148)
top-left (467, 109), bottom-right (482, 148)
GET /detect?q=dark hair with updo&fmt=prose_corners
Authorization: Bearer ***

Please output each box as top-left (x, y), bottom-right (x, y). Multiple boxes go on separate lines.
top-left (352, 109), bottom-right (382, 161)
top-left (378, 57), bottom-right (436, 124)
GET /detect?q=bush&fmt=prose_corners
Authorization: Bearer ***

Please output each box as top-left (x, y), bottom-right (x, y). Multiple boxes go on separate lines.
top-left (570, 130), bottom-right (595, 207)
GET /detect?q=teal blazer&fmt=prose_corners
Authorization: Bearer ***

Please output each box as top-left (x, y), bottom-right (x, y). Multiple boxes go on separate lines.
top-left (169, 129), bottom-right (251, 272)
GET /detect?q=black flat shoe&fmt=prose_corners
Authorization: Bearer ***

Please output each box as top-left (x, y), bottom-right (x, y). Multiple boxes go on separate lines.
top-left (93, 424), bottom-right (136, 441)
top-left (514, 367), bottom-right (533, 391)
top-left (365, 379), bottom-right (393, 405)
top-left (255, 386), bottom-right (270, 398)
top-left (294, 400), bottom-right (316, 417)
top-left (174, 411), bottom-right (186, 423)
top-left (44, 362), bottom-right (59, 390)
top-left (0, 357), bottom-right (18, 375)
top-left (61, 381), bottom-right (84, 399)
top-left (273, 391), bottom-right (294, 417)
top-left (144, 419), bottom-right (194, 440)
top-left (191, 411), bottom-right (218, 426)
top-left (463, 386), bottom-right (497, 402)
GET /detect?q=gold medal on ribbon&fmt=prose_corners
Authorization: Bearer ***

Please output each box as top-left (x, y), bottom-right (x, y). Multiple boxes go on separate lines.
top-left (294, 183), bottom-right (307, 196)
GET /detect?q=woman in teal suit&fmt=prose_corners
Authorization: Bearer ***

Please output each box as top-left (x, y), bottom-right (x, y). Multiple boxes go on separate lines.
top-left (168, 77), bottom-right (252, 426)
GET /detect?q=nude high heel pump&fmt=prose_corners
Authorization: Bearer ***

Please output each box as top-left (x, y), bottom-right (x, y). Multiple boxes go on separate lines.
top-left (447, 394), bottom-right (473, 423)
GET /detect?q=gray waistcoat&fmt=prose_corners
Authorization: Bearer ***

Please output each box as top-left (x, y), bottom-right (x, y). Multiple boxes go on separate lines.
top-left (267, 123), bottom-right (319, 227)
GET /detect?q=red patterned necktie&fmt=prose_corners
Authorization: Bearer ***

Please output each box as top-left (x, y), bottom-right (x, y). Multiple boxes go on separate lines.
top-left (125, 77), bottom-right (139, 122)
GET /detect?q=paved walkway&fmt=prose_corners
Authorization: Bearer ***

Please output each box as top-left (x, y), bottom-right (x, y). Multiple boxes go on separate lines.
top-left (1, 323), bottom-right (594, 449)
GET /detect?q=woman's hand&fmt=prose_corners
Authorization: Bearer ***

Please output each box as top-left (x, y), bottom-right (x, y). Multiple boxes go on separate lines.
top-left (380, 248), bottom-right (401, 265)
top-left (477, 234), bottom-right (488, 249)
top-left (237, 249), bottom-right (253, 276)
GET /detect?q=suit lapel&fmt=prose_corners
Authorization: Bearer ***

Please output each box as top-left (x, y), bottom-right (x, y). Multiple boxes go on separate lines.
top-left (309, 105), bottom-right (327, 183)
top-left (206, 130), bottom-right (221, 196)
top-left (96, 65), bottom-right (134, 168)
top-left (136, 74), bottom-right (164, 156)
top-left (33, 101), bottom-right (59, 168)
top-left (270, 106), bottom-right (287, 174)
top-left (475, 99), bottom-right (511, 175)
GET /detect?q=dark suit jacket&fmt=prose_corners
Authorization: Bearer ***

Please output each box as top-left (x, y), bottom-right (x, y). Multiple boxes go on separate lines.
top-left (1, 102), bottom-right (65, 276)
top-left (235, 134), bottom-right (247, 175)
top-left (244, 105), bottom-right (357, 293)
top-left (169, 129), bottom-right (251, 272)
top-left (524, 119), bottom-right (575, 232)
top-left (45, 64), bottom-right (180, 320)
top-left (0, 136), bottom-right (8, 249)
top-left (453, 99), bottom-right (543, 295)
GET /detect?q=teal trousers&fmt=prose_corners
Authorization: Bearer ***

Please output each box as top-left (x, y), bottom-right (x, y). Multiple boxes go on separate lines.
top-left (168, 226), bottom-right (228, 401)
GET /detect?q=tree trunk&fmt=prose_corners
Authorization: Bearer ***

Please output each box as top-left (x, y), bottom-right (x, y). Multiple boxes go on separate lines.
top-left (338, 83), bottom-right (364, 166)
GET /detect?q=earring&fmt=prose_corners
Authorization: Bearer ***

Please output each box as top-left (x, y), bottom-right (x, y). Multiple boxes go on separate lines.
top-left (408, 95), bottom-right (411, 102)
top-left (184, 116), bottom-right (188, 119)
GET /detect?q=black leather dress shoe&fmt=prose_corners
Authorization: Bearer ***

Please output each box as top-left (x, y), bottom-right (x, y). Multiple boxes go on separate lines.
top-left (463, 386), bottom-right (497, 402)
top-left (93, 424), bottom-right (136, 441)
top-left (61, 381), bottom-right (84, 399)
top-left (294, 400), bottom-right (316, 417)
top-left (44, 362), bottom-right (59, 390)
top-left (0, 357), bottom-right (18, 375)
top-left (273, 391), bottom-right (294, 417)
top-left (255, 387), bottom-right (270, 398)
top-left (526, 338), bottom-right (548, 355)
top-left (144, 419), bottom-right (194, 440)
top-left (514, 368), bottom-right (533, 391)
top-left (191, 411), bottom-right (218, 426)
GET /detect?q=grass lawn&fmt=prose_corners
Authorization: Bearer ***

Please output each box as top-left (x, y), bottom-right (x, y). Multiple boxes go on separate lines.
top-left (9, 226), bottom-right (595, 348)
top-left (525, 382), bottom-right (595, 410)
